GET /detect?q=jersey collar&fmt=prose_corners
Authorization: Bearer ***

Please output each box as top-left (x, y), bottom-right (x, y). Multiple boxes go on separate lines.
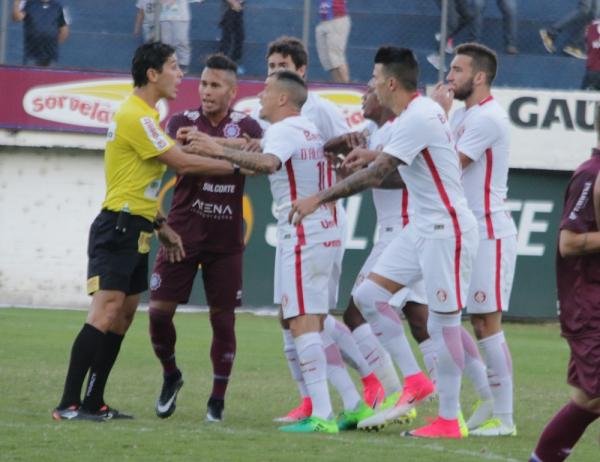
top-left (478, 95), bottom-right (494, 106)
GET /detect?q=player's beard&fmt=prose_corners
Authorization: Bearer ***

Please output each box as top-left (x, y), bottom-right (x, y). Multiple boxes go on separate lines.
top-left (453, 79), bottom-right (474, 101)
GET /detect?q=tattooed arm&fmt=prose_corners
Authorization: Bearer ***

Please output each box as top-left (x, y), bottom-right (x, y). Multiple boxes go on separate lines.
top-left (289, 151), bottom-right (403, 224)
top-left (187, 131), bottom-right (280, 174)
top-left (377, 169), bottom-right (405, 189)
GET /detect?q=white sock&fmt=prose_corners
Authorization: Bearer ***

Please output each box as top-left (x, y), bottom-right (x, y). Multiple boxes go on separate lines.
top-left (283, 329), bottom-right (308, 398)
top-left (294, 332), bottom-right (332, 419)
top-left (427, 312), bottom-right (464, 420)
top-left (352, 323), bottom-right (401, 396)
top-left (324, 315), bottom-right (373, 377)
top-left (461, 327), bottom-right (493, 401)
top-left (353, 280), bottom-right (421, 378)
top-left (322, 330), bottom-right (361, 411)
top-left (479, 331), bottom-right (514, 426)
top-left (418, 338), bottom-right (438, 385)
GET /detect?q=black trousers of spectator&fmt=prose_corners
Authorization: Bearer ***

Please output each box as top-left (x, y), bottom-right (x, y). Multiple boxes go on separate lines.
top-left (436, 0), bottom-right (478, 42)
top-left (549, 0), bottom-right (599, 49)
top-left (219, 9), bottom-right (244, 63)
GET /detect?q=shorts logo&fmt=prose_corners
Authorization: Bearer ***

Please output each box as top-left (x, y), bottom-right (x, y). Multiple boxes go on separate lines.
top-left (436, 289), bottom-right (447, 303)
top-left (224, 122), bottom-right (241, 138)
top-left (281, 294), bottom-right (289, 309)
top-left (150, 273), bottom-right (161, 291)
top-left (87, 275), bottom-right (100, 295)
top-left (323, 239), bottom-right (342, 247)
top-left (474, 291), bottom-right (487, 304)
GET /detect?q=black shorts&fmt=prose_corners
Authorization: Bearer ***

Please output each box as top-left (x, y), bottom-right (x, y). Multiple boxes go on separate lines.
top-left (87, 210), bottom-right (154, 296)
top-left (150, 247), bottom-right (243, 309)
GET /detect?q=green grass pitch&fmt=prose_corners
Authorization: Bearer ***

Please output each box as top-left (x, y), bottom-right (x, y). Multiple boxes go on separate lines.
top-left (0, 308), bottom-right (598, 461)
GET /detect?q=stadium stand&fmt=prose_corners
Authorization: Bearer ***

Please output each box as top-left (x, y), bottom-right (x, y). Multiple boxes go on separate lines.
top-left (1, 0), bottom-right (587, 89)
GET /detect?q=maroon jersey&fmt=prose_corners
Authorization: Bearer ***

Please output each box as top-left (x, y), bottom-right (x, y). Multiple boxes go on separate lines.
top-left (556, 148), bottom-right (600, 338)
top-left (586, 20), bottom-right (600, 71)
top-left (165, 108), bottom-right (263, 253)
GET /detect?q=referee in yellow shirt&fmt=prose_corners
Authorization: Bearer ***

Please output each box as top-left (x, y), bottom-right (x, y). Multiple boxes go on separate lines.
top-left (52, 42), bottom-right (240, 421)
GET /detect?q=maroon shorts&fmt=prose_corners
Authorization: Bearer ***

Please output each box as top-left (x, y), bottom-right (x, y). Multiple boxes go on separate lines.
top-left (150, 246), bottom-right (243, 309)
top-left (566, 335), bottom-right (600, 397)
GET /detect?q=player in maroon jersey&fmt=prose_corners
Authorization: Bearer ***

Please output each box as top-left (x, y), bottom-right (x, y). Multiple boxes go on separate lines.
top-left (148, 53), bottom-right (262, 422)
top-left (530, 106), bottom-right (600, 462)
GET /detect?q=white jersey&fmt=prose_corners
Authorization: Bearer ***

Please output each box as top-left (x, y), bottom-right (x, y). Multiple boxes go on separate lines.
top-left (254, 91), bottom-right (349, 141)
top-left (383, 95), bottom-right (476, 238)
top-left (367, 119), bottom-right (410, 228)
top-left (450, 96), bottom-right (517, 239)
top-left (261, 115), bottom-right (341, 246)
top-left (136, 0), bottom-right (156, 24)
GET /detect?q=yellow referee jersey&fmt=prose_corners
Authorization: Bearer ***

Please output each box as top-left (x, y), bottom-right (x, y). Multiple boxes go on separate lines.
top-left (102, 94), bottom-right (175, 221)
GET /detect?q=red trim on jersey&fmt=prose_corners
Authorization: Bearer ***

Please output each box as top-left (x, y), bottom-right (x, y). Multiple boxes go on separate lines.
top-left (484, 148), bottom-right (495, 239)
top-left (479, 95), bottom-right (494, 106)
top-left (495, 239), bottom-right (502, 312)
top-left (285, 159), bottom-right (306, 245)
top-left (294, 244), bottom-right (306, 315)
top-left (326, 159), bottom-right (338, 224)
top-left (422, 148), bottom-right (463, 309)
top-left (401, 189), bottom-right (410, 227)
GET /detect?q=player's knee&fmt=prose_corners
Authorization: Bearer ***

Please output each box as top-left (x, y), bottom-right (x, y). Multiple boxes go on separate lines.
top-left (209, 308), bottom-right (236, 343)
top-left (469, 313), bottom-right (501, 340)
top-left (352, 283), bottom-right (374, 317)
top-left (343, 301), bottom-right (365, 330)
top-left (572, 388), bottom-right (600, 413)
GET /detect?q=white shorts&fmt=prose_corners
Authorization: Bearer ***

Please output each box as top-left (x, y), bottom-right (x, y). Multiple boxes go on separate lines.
top-left (352, 224), bottom-right (426, 306)
top-left (371, 223), bottom-right (479, 313)
top-left (274, 241), bottom-right (342, 319)
top-left (466, 235), bottom-right (517, 314)
top-left (315, 15), bottom-right (351, 70)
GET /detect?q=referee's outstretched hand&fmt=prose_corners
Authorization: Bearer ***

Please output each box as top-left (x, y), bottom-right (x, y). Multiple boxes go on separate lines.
top-left (157, 224), bottom-right (186, 263)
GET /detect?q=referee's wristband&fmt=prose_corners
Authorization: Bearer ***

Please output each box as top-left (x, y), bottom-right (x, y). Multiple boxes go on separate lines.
top-left (153, 216), bottom-right (167, 230)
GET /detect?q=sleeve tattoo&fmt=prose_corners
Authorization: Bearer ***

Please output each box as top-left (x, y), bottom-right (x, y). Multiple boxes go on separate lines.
top-left (317, 153), bottom-right (402, 204)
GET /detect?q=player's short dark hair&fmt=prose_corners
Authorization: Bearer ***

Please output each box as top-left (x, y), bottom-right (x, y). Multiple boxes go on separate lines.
top-left (374, 46), bottom-right (419, 91)
top-left (132, 42), bottom-right (176, 88)
top-left (205, 52), bottom-right (238, 75)
top-left (455, 42), bottom-right (498, 85)
top-left (271, 70), bottom-right (308, 109)
top-left (267, 36), bottom-right (308, 69)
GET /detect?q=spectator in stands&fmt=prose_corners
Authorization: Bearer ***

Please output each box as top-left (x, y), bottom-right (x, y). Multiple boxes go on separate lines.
top-left (316, 0), bottom-right (351, 83)
top-left (582, 19), bottom-right (600, 89)
top-left (134, 0), bottom-right (158, 43)
top-left (434, 0), bottom-right (478, 54)
top-left (476, 0), bottom-right (519, 54)
top-left (12, 0), bottom-right (70, 67)
top-left (434, 1), bottom-right (518, 55)
top-left (539, 0), bottom-right (599, 60)
top-left (160, 0), bottom-right (192, 73)
top-left (219, 0), bottom-right (245, 73)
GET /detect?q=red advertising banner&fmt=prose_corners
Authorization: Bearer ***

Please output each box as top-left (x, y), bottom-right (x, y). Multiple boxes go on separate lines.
top-left (0, 66), bottom-right (366, 134)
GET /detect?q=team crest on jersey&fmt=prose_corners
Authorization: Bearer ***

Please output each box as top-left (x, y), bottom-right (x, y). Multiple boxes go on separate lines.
top-left (229, 111), bottom-right (246, 123)
top-left (150, 273), bottom-right (161, 291)
top-left (224, 122), bottom-right (241, 138)
top-left (184, 110), bottom-right (200, 121)
top-left (436, 289), bottom-right (448, 303)
top-left (474, 291), bottom-right (487, 304)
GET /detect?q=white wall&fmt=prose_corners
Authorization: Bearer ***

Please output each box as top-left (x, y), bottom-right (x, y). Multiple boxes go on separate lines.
top-left (0, 147), bottom-right (104, 308)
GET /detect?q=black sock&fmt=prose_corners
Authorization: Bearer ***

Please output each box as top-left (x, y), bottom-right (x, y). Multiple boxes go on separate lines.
top-left (81, 331), bottom-right (124, 412)
top-left (58, 323), bottom-right (104, 409)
